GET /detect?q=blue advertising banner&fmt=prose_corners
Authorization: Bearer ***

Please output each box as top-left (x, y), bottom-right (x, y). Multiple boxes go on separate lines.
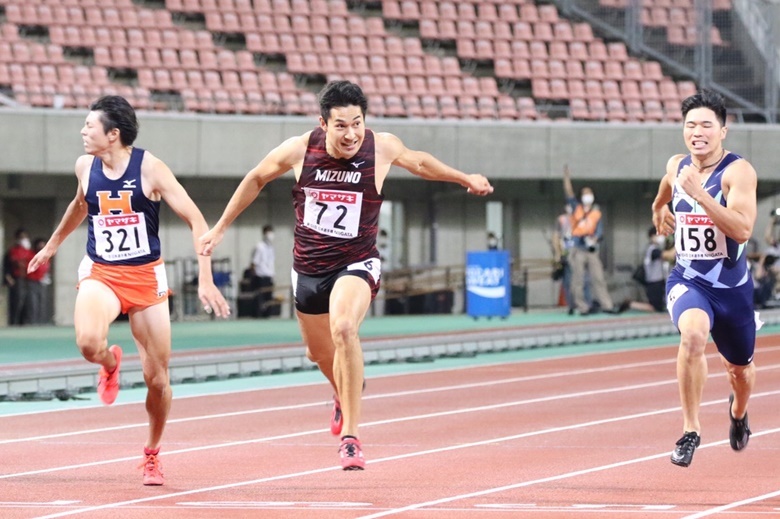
top-left (465, 250), bottom-right (511, 318)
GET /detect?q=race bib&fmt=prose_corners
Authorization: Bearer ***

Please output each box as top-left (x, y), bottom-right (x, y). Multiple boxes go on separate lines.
top-left (302, 187), bottom-right (363, 239)
top-left (92, 212), bottom-right (151, 261)
top-left (674, 212), bottom-right (727, 260)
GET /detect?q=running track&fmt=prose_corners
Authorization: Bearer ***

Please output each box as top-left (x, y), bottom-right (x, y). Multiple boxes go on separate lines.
top-left (1, 335), bottom-right (779, 519)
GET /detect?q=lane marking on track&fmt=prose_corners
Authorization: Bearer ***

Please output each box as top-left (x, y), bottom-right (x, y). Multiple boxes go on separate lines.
top-left (176, 501), bottom-right (373, 509)
top-left (22, 391), bottom-right (780, 518)
top-left (680, 489), bottom-right (780, 518)
top-left (4, 349), bottom-right (780, 445)
top-left (3, 365), bottom-right (780, 479)
top-left (1, 354), bottom-right (688, 443)
top-left (356, 425), bottom-right (780, 519)
top-left (0, 501), bottom-right (80, 506)
top-left (5, 340), bottom-right (780, 420)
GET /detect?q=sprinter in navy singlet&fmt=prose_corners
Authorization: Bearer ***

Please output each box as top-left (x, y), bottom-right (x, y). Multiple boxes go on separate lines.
top-left (651, 89), bottom-right (757, 468)
top-left (28, 95), bottom-right (229, 486)
top-left (200, 81), bottom-right (493, 470)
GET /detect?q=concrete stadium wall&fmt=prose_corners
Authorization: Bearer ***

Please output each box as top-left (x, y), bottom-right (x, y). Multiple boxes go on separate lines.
top-left (2, 108), bottom-right (780, 325)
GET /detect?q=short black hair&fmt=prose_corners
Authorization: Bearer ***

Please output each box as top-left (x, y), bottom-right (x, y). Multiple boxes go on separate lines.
top-left (318, 81), bottom-right (368, 122)
top-left (14, 228), bottom-right (27, 239)
top-left (681, 89), bottom-right (727, 126)
top-left (89, 95), bottom-right (139, 146)
top-left (262, 225), bottom-right (274, 234)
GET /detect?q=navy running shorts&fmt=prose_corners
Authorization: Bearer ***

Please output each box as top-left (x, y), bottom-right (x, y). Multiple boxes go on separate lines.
top-left (666, 269), bottom-right (758, 366)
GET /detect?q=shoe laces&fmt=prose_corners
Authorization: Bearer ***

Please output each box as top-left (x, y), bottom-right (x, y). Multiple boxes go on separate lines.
top-left (341, 440), bottom-right (359, 457)
top-left (138, 453), bottom-right (162, 474)
top-left (675, 432), bottom-right (698, 453)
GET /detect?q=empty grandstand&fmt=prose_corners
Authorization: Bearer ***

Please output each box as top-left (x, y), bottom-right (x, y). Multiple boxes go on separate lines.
top-left (0, 0), bottom-right (776, 121)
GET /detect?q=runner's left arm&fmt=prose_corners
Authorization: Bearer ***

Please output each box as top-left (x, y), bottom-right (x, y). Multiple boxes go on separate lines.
top-left (149, 155), bottom-right (231, 317)
top-left (377, 132), bottom-right (493, 196)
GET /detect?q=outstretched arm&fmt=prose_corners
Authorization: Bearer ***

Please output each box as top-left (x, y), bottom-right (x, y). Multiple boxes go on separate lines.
top-left (28, 158), bottom-right (91, 273)
top-left (377, 132), bottom-right (493, 195)
top-left (147, 154), bottom-right (230, 318)
top-left (199, 134), bottom-right (308, 255)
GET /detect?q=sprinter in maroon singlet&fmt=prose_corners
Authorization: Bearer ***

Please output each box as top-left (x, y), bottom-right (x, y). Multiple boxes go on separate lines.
top-left (200, 81), bottom-right (493, 470)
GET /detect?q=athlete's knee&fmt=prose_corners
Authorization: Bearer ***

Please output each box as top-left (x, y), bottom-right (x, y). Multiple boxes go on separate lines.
top-left (678, 327), bottom-right (709, 356)
top-left (144, 370), bottom-right (170, 396)
top-left (306, 346), bottom-right (332, 365)
top-left (724, 361), bottom-right (754, 384)
top-left (74, 329), bottom-right (107, 362)
top-left (330, 316), bottom-right (359, 346)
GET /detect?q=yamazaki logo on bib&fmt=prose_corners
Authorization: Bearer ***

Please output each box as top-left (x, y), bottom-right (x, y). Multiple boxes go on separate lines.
top-left (303, 187), bottom-right (363, 239)
top-left (97, 215), bottom-right (141, 227)
top-left (681, 214), bottom-right (714, 226)
top-left (312, 190), bottom-right (359, 204)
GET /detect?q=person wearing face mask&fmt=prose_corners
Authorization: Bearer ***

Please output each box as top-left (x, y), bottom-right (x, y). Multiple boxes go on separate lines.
top-left (251, 224), bottom-right (276, 318)
top-left (563, 165), bottom-right (627, 316)
top-left (5, 228), bottom-right (35, 325)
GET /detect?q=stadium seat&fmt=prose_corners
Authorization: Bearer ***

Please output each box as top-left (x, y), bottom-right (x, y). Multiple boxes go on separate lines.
top-left (517, 97), bottom-right (538, 120)
top-left (570, 98), bottom-right (589, 120)
top-left (403, 94), bottom-right (424, 118)
top-left (438, 95), bottom-right (459, 118)
top-left (497, 95), bottom-right (519, 119)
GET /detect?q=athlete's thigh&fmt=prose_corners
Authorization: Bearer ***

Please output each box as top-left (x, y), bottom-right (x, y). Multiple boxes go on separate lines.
top-left (710, 282), bottom-right (756, 366)
top-left (74, 279), bottom-right (122, 339)
top-left (666, 276), bottom-right (714, 332)
top-left (298, 311), bottom-right (334, 355)
top-left (330, 274), bottom-right (372, 326)
top-left (128, 301), bottom-right (172, 369)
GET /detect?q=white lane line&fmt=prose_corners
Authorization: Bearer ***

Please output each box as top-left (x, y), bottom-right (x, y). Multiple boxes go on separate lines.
top-left (356, 425), bottom-right (780, 519)
top-left (4, 349), bottom-right (777, 445)
top-left (680, 489), bottom-right (780, 519)
top-left (0, 355), bottom-right (683, 444)
top-left (29, 395), bottom-right (780, 519)
top-left (4, 361), bottom-right (780, 479)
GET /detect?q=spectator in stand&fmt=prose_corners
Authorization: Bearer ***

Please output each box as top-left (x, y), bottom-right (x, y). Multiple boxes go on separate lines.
top-left (27, 237), bottom-right (52, 324)
top-left (563, 166), bottom-right (627, 316)
top-left (5, 228), bottom-right (35, 325)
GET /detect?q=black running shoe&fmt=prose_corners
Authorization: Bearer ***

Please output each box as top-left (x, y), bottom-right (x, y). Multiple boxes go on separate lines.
top-left (728, 394), bottom-right (751, 451)
top-left (670, 431), bottom-right (701, 467)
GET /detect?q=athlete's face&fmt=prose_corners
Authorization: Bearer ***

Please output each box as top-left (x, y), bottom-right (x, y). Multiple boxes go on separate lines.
top-left (683, 107), bottom-right (727, 159)
top-left (320, 105), bottom-right (365, 160)
top-left (80, 111), bottom-right (118, 155)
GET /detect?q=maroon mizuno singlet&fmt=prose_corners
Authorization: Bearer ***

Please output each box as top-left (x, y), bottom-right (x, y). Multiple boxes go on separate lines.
top-left (291, 127), bottom-right (383, 275)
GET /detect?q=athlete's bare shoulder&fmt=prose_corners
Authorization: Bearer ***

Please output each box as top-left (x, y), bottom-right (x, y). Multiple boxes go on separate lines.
top-left (373, 131), bottom-right (404, 166)
top-left (664, 153), bottom-right (686, 180)
top-left (74, 154), bottom-right (93, 187)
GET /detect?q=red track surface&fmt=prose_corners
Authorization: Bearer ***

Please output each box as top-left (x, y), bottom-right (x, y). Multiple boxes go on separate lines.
top-left (1, 336), bottom-right (779, 519)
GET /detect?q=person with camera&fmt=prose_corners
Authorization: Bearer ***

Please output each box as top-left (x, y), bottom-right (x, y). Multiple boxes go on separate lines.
top-left (563, 165), bottom-right (627, 316)
top-left (753, 209), bottom-right (780, 308)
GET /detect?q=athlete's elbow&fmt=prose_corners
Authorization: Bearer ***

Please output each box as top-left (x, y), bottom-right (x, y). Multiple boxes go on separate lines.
top-left (732, 227), bottom-right (753, 244)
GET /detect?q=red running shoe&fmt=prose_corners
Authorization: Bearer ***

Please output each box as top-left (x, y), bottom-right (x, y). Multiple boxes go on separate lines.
top-left (138, 449), bottom-right (164, 486)
top-left (97, 344), bottom-right (122, 405)
top-left (330, 395), bottom-right (343, 436)
top-left (339, 437), bottom-right (365, 470)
